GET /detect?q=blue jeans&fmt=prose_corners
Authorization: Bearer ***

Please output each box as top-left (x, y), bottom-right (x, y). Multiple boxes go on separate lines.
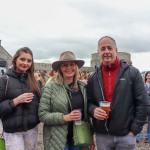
top-left (136, 132), bottom-right (142, 141)
top-left (145, 115), bottom-right (150, 139)
top-left (96, 133), bottom-right (136, 150)
top-left (65, 139), bottom-right (80, 150)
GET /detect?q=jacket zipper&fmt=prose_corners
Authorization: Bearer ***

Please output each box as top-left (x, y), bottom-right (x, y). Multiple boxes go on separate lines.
top-left (96, 70), bottom-right (110, 134)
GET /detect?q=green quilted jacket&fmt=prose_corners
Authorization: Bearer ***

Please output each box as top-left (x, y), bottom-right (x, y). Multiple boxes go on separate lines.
top-left (38, 79), bottom-right (88, 150)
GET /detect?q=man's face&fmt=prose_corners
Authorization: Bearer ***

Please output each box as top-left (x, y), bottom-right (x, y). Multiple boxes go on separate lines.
top-left (98, 37), bottom-right (117, 66)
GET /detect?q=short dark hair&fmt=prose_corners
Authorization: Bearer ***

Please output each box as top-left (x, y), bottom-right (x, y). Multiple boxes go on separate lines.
top-left (98, 36), bottom-right (117, 48)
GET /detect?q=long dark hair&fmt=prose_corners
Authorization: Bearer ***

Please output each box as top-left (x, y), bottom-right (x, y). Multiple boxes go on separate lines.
top-left (12, 47), bottom-right (41, 97)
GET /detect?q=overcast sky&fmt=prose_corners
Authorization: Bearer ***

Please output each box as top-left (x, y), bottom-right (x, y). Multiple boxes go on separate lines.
top-left (0, 0), bottom-right (150, 72)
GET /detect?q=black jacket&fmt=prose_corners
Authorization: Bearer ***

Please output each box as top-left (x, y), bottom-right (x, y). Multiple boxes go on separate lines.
top-left (87, 61), bottom-right (149, 136)
top-left (0, 68), bottom-right (40, 133)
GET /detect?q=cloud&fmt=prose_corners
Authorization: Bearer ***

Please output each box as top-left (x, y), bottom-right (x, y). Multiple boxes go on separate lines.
top-left (0, 0), bottom-right (150, 71)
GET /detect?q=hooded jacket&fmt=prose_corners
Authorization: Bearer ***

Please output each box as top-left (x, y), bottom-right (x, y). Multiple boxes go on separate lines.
top-left (87, 60), bottom-right (149, 136)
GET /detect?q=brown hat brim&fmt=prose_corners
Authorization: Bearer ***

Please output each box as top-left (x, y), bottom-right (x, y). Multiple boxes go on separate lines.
top-left (52, 60), bottom-right (84, 71)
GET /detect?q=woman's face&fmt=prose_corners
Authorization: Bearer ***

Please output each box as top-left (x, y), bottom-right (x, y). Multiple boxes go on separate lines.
top-left (15, 52), bottom-right (32, 73)
top-left (146, 73), bottom-right (150, 82)
top-left (61, 61), bottom-right (77, 80)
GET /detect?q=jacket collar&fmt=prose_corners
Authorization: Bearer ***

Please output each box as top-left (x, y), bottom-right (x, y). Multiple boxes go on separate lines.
top-left (6, 68), bottom-right (28, 80)
top-left (102, 57), bottom-right (120, 71)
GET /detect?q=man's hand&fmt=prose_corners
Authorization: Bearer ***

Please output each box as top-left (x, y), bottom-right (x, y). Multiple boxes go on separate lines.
top-left (128, 132), bottom-right (134, 137)
top-left (94, 107), bottom-right (108, 120)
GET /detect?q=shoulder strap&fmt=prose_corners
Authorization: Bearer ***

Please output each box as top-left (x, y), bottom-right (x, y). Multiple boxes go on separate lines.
top-left (4, 75), bottom-right (9, 97)
top-left (0, 75), bottom-right (9, 138)
top-left (62, 85), bottom-right (72, 110)
top-left (63, 85), bottom-right (88, 121)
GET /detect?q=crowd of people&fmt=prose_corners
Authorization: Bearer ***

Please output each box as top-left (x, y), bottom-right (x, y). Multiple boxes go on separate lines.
top-left (0, 36), bottom-right (149, 150)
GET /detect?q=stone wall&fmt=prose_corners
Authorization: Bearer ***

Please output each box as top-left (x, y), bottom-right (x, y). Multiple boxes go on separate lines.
top-left (0, 41), bottom-right (12, 69)
top-left (91, 52), bottom-right (131, 68)
top-left (0, 41), bottom-right (132, 73)
top-left (34, 62), bottom-right (51, 72)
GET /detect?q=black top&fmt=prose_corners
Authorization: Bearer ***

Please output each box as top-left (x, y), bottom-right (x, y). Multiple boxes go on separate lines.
top-left (67, 86), bottom-right (84, 143)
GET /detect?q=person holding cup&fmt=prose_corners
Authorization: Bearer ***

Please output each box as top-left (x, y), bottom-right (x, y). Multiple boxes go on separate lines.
top-left (39, 51), bottom-right (89, 150)
top-left (0, 47), bottom-right (41, 150)
top-left (87, 36), bottom-right (149, 150)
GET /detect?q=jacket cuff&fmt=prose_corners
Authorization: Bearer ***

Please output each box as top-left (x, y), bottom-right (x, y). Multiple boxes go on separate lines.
top-left (9, 100), bottom-right (16, 110)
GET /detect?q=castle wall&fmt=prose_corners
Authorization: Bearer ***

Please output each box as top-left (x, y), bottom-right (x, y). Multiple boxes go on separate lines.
top-left (0, 40), bottom-right (132, 73)
top-left (91, 52), bottom-right (131, 68)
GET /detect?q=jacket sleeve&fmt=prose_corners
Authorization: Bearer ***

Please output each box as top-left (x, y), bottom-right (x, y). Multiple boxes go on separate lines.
top-left (0, 77), bottom-right (16, 118)
top-left (129, 68), bottom-right (150, 135)
top-left (86, 74), bottom-right (97, 118)
top-left (38, 82), bottom-right (65, 125)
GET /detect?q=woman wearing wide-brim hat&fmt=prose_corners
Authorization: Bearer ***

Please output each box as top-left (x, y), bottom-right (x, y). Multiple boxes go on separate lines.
top-left (39, 51), bottom-right (90, 150)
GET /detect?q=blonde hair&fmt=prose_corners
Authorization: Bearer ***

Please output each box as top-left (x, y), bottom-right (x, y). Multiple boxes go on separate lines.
top-left (55, 64), bottom-right (79, 91)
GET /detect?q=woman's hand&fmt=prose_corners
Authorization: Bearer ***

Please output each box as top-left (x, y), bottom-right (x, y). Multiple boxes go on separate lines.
top-left (63, 110), bottom-right (81, 122)
top-left (13, 93), bottom-right (34, 106)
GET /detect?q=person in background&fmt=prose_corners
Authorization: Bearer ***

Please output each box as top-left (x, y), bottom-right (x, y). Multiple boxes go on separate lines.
top-left (144, 71), bottom-right (150, 143)
top-left (1, 69), bottom-right (4, 75)
top-left (136, 71), bottom-right (150, 143)
top-left (34, 72), bottom-right (43, 91)
top-left (39, 51), bottom-right (89, 150)
top-left (87, 36), bottom-right (149, 150)
top-left (81, 71), bottom-right (88, 84)
top-left (78, 71), bottom-right (88, 84)
top-left (45, 68), bottom-right (56, 85)
top-left (0, 47), bottom-right (41, 150)
top-left (40, 71), bottom-right (48, 92)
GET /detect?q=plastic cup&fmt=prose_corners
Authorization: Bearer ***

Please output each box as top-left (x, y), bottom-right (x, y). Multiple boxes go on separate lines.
top-left (99, 101), bottom-right (111, 119)
top-left (75, 109), bottom-right (82, 125)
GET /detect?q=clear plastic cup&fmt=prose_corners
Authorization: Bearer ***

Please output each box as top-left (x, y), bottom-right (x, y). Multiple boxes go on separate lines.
top-left (75, 109), bottom-right (82, 125)
top-left (99, 101), bottom-right (111, 119)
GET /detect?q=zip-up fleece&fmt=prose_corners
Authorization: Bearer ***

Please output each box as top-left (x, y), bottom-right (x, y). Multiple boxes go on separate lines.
top-left (87, 60), bottom-right (149, 136)
top-left (102, 58), bottom-right (120, 102)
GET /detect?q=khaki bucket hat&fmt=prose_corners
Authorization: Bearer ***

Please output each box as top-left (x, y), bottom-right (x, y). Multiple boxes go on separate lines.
top-left (52, 51), bottom-right (84, 71)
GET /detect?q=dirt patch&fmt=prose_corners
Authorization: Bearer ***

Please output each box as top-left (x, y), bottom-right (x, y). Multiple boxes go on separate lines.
top-left (37, 123), bottom-right (150, 150)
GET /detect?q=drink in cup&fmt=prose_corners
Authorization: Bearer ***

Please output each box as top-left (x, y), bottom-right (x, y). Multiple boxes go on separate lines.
top-left (99, 101), bottom-right (111, 119)
top-left (75, 109), bottom-right (82, 125)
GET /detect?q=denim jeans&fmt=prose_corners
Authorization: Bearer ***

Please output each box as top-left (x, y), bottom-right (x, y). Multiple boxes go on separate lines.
top-left (136, 132), bottom-right (142, 141)
top-left (96, 133), bottom-right (136, 150)
top-left (145, 115), bottom-right (150, 139)
top-left (65, 139), bottom-right (80, 150)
